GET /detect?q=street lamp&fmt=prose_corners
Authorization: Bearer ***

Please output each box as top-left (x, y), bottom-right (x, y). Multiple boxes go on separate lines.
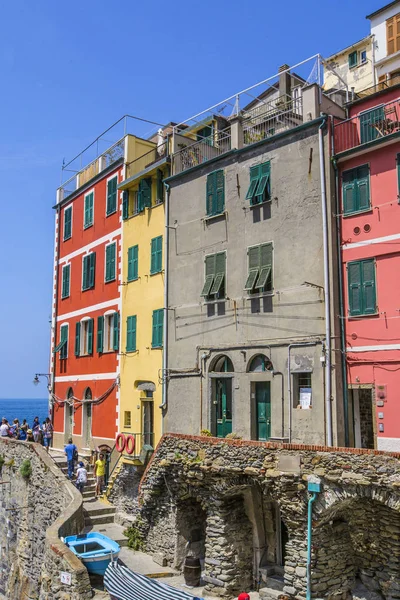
top-left (33, 373), bottom-right (51, 392)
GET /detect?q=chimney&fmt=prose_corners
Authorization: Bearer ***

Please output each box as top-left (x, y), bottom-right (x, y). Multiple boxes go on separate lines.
top-left (278, 64), bottom-right (292, 100)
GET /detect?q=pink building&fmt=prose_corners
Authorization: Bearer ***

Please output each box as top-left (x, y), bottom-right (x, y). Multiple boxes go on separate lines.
top-left (334, 83), bottom-right (400, 451)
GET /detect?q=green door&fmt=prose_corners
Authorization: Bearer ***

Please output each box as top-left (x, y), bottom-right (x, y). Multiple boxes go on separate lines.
top-left (359, 106), bottom-right (385, 143)
top-left (216, 378), bottom-right (232, 438)
top-left (256, 382), bottom-right (271, 441)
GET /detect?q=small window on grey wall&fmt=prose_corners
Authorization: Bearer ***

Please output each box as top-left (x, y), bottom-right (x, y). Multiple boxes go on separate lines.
top-left (293, 372), bottom-right (312, 408)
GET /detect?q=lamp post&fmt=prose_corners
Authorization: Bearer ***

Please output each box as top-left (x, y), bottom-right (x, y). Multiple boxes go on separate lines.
top-left (33, 373), bottom-right (52, 392)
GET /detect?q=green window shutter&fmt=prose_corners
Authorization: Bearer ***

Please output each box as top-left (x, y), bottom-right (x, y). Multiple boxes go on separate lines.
top-left (157, 236), bottom-right (163, 272)
top-left (356, 165), bottom-right (370, 211)
top-left (255, 162), bottom-right (271, 202)
top-left (157, 169), bottom-right (164, 203)
top-left (348, 261), bottom-right (362, 316)
top-left (150, 238), bottom-right (157, 274)
top-left (215, 170), bottom-right (225, 214)
top-left (245, 269), bottom-right (259, 291)
top-left (126, 315), bottom-right (137, 352)
top-left (122, 190), bottom-right (129, 220)
top-left (256, 242), bottom-right (273, 290)
top-left (59, 325), bottom-right (68, 360)
top-left (84, 192), bottom-right (93, 228)
top-left (113, 312), bottom-right (120, 351)
top-left (246, 165), bottom-right (261, 201)
top-left (128, 245), bottom-right (138, 281)
top-left (361, 259), bottom-right (376, 314)
top-left (210, 252), bottom-right (226, 295)
top-left (74, 322), bottom-right (81, 356)
top-left (141, 178), bottom-right (152, 208)
top-left (151, 236), bottom-right (162, 274)
top-left (343, 181), bottom-right (355, 214)
top-left (62, 264), bottom-right (70, 299)
top-left (105, 244), bottom-right (116, 282)
top-left (82, 255), bottom-right (89, 290)
top-left (87, 318), bottom-right (93, 355)
top-left (201, 254), bottom-right (216, 296)
top-left (64, 207), bottom-right (72, 240)
top-left (348, 51), bottom-right (357, 68)
top-left (97, 316), bottom-right (104, 353)
top-left (245, 246), bottom-right (260, 291)
top-left (206, 172), bottom-right (216, 216)
top-left (89, 252), bottom-right (96, 288)
top-left (152, 309), bottom-right (163, 347)
top-left (107, 177), bottom-right (117, 215)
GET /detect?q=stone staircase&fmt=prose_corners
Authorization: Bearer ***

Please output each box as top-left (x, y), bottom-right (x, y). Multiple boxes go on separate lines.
top-left (49, 451), bottom-right (128, 547)
top-left (259, 565), bottom-right (285, 600)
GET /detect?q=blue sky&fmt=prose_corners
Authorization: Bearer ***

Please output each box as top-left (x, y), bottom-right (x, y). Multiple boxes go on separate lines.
top-left (0, 0), bottom-right (379, 398)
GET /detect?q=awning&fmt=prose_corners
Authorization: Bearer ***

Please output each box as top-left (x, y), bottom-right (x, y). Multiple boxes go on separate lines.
top-left (104, 562), bottom-right (203, 600)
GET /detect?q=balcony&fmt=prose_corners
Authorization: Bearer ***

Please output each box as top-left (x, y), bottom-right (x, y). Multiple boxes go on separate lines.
top-left (172, 128), bottom-right (232, 175)
top-left (334, 97), bottom-right (400, 155)
top-left (242, 96), bottom-right (303, 146)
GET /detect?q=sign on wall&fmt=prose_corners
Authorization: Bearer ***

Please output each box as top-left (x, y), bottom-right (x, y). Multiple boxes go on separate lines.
top-left (299, 387), bottom-right (312, 410)
top-left (60, 572), bottom-right (72, 585)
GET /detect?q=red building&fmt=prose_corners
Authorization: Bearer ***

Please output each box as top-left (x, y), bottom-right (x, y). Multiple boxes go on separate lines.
top-left (334, 83), bottom-right (400, 451)
top-left (50, 149), bottom-right (123, 453)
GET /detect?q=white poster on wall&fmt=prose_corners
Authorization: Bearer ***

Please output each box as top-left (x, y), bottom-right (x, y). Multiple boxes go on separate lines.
top-left (300, 387), bottom-right (312, 410)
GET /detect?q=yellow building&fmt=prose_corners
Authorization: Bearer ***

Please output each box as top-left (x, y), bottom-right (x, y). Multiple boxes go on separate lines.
top-left (117, 133), bottom-right (169, 461)
top-left (323, 35), bottom-right (374, 95)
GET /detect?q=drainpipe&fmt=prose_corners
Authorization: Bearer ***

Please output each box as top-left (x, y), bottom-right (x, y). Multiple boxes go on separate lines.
top-left (288, 342), bottom-right (321, 443)
top-left (332, 154), bottom-right (349, 447)
top-left (306, 477), bottom-right (321, 600)
top-left (371, 34), bottom-right (376, 88)
top-left (318, 116), bottom-right (333, 447)
top-left (160, 182), bottom-right (170, 429)
top-left (272, 371), bottom-right (285, 438)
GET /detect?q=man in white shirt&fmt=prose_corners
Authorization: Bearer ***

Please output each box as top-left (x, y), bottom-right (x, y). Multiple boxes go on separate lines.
top-left (75, 461), bottom-right (88, 494)
top-left (0, 418), bottom-right (9, 437)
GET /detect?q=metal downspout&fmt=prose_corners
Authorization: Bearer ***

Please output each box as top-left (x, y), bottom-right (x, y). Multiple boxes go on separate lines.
top-left (306, 492), bottom-right (318, 600)
top-left (288, 342), bottom-right (320, 443)
top-left (160, 182), bottom-right (170, 431)
top-left (272, 371), bottom-right (285, 438)
top-left (318, 117), bottom-right (333, 447)
top-left (332, 153), bottom-right (349, 446)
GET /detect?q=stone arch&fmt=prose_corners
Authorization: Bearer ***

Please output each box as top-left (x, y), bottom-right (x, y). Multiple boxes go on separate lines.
top-left (247, 353), bottom-right (273, 373)
top-left (66, 387), bottom-right (73, 399)
top-left (174, 497), bottom-right (207, 570)
top-left (312, 496), bottom-right (400, 599)
top-left (209, 354), bottom-right (234, 373)
top-left (83, 387), bottom-right (92, 400)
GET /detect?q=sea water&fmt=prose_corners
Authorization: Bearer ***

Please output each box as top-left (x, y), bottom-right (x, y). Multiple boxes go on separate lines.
top-left (0, 398), bottom-right (49, 428)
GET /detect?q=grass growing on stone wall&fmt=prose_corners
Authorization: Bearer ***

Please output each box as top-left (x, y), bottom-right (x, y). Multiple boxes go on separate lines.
top-left (19, 459), bottom-right (32, 479)
top-left (124, 523), bottom-right (145, 551)
top-left (0, 455), bottom-right (4, 470)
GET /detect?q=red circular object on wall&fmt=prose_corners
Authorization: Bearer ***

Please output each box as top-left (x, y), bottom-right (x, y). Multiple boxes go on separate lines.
top-left (363, 224), bottom-right (371, 233)
top-left (351, 333), bottom-right (358, 340)
top-left (353, 226), bottom-right (361, 235)
top-left (115, 433), bottom-right (126, 453)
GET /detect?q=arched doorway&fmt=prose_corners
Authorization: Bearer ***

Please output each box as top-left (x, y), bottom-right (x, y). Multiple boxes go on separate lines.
top-left (248, 354), bottom-right (272, 441)
top-left (210, 355), bottom-right (234, 438)
top-left (64, 388), bottom-right (74, 443)
top-left (82, 388), bottom-right (92, 448)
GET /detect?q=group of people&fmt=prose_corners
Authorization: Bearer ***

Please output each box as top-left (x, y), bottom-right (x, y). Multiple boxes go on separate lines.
top-left (64, 437), bottom-right (106, 496)
top-left (0, 416), bottom-right (53, 451)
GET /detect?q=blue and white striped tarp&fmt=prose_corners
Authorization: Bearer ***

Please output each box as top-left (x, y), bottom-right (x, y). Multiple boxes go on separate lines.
top-left (104, 561), bottom-right (204, 600)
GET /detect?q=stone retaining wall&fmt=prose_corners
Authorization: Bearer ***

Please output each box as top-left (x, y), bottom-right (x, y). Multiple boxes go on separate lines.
top-left (0, 438), bottom-right (91, 600)
top-left (138, 434), bottom-right (400, 599)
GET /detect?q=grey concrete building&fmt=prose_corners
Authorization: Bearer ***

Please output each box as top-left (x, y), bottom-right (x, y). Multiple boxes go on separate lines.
top-left (162, 66), bottom-right (346, 446)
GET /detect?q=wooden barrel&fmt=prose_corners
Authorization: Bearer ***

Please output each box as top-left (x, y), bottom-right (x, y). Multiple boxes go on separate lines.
top-left (183, 557), bottom-right (201, 587)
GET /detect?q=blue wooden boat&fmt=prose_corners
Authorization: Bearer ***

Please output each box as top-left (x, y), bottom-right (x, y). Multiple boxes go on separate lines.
top-left (64, 532), bottom-right (120, 576)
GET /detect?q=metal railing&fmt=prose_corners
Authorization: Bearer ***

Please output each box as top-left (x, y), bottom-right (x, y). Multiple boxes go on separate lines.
top-left (243, 97), bottom-right (303, 146)
top-left (172, 129), bottom-right (231, 175)
top-left (356, 75), bottom-right (400, 99)
top-left (334, 97), bottom-right (400, 154)
top-left (125, 140), bottom-right (168, 179)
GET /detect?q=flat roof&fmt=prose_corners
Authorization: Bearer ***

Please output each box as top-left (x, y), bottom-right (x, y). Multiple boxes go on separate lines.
top-left (366, 0), bottom-right (400, 19)
top-left (325, 35), bottom-right (372, 61)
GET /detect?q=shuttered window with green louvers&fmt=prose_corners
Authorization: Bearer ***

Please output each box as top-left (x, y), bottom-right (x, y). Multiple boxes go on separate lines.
top-left (348, 259), bottom-right (376, 316)
top-left (122, 190), bottom-right (129, 220)
top-left (201, 252), bottom-right (226, 298)
top-left (64, 206), bottom-right (72, 240)
top-left (61, 264), bottom-right (70, 299)
top-left (245, 161), bottom-right (271, 205)
top-left (113, 312), bottom-right (120, 351)
top-left (97, 316), bottom-right (104, 353)
top-left (152, 309), bottom-right (163, 348)
top-left (82, 252), bottom-right (96, 290)
top-left (106, 176), bottom-right (118, 215)
top-left (156, 169), bottom-right (164, 203)
top-left (342, 165), bottom-right (370, 215)
top-left (206, 170), bottom-right (225, 216)
top-left (84, 192), bottom-right (94, 228)
top-left (245, 243), bottom-right (273, 293)
top-left (59, 324), bottom-right (68, 360)
top-left (105, 243), bottom-right (116, 283)
top-left (137, 178), bottom-right (152, 212)
top-left (127, 245), bottom-right (138, 281)
top-left (150, 236), bottom-right (162, 274)
top-left (126, 315), bottom-right (137, 352)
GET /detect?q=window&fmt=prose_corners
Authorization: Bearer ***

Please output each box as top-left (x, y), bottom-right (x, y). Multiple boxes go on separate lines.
top-left (360, 50), bottom-right (367, 64)
top-left (347, 259), bottom-right (376, 316)
top-left (97, 312), bottom-right (119, 352)
top-left (156, 169), bottom-right (164, 204)
top-left (359, 107), bottom-right (385, 144)
top-left (124, 411), bottom-right (132, 428)
top-left (348, 51), bottom-right (358, 68)
top-left (105, 243), bottom-right (116, 283)
top-left (342, 165), bottom-right (370, 215)
top-left (61, 264), bottom-right (70, 299)
top-left (54, 324), bottom-right (68, 360)
top-left (122, 190), bottom-right (129, 220)
top-left (246, 162), bottom-right (271, 205)
top-left (84, 191), bottom-right (94, 228)
top-left (152, 309), bottom-right (163, 348)
top-left (127, 245), bottom-right (138, 282)
top-left (82, 252), bottom-right (96, 291)
top-left (245, 243), bottom-right (273, 293)
top-left (106, 176), bottom-right (118, 216)
top-left (249, 354), bottom-right (272, 372)
top-left (387, 13), bottom-right (400, 56)
top-left (63, 206), bottom-right (72, 241)
top-left (293, 373), bottom-right (312, 408)
top-left (75, 318), bottom-right (93, 356)
top-left (137, 178), bottom-right (152, 213)
top-left (201, 252), bottom-right (226, 299)
top-left (150, 236), bottom-right (162, 274)
top-left (126, 315), bottom-right (137, 352)
top-left (206, 170), bottom-right (225, 216)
